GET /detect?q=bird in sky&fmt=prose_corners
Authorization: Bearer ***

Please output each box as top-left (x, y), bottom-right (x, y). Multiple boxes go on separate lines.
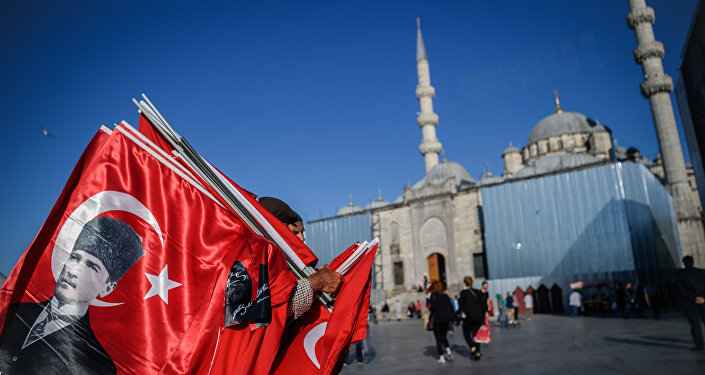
top-left (40, 127), bottom-right (55, 138)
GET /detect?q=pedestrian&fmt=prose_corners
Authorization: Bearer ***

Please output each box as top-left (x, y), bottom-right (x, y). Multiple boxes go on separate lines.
top-left (524, 292), bottom-right (534, 320)
top-left (459, 276), bottom-right (487, 361)
top-left (496, 294), bottom-right (507, 326)
top-left (512, 292), bottom-right (519, 321)
top-left (395, 299), bottom-right (402, 321)
top-left (505, 292), bottom-right (515, 323)
top-left (675, 255), bottom-right (705, 352)
top-left (623, 282), bottom-right (636, 319)
top-left (416, 300), bottom-right (423, 319)
top-left (381, 302), bottom-right (389, 321)
top-left (428, 280), bottom-right (455, 363)
top-left (569, 289), bottom-right (582, 317)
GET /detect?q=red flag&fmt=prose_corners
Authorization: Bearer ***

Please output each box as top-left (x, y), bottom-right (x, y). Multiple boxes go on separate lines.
top-left (272, 244), bottom-right (377, 375)
top-left (138, 114), bottom-right (174, 156)
top-left (135, 116), bottom-right (319, 268)
top-left (0, 125), bottom-right (296, 374)
top-left (0, 127), bottom-right (111, 328)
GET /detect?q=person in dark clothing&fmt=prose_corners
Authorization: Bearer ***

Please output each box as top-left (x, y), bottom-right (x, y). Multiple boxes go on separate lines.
top-left (675, 256), bottom-right (705, 352)
top-left (459, 276), bottom-right (487, 361)
top-left (428, 280), bottom-right (455, 363)
top-left (622, 282), bottom-right (636, 319)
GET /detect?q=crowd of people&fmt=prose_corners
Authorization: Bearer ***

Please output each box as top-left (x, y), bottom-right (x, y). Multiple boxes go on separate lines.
top-left (363, 254), bottom-right (705, 366)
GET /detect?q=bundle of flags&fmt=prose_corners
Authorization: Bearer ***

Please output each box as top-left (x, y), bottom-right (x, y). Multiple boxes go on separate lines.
top-left (0, 95), bottom-right (376, 374)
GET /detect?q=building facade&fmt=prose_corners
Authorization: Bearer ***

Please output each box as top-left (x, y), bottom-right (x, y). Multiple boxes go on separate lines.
top-left (306, 15), bottom-right (702, 300)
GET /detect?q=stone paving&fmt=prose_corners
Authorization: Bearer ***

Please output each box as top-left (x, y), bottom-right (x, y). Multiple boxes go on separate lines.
top-left (341, 311), bottom-right (705, 375)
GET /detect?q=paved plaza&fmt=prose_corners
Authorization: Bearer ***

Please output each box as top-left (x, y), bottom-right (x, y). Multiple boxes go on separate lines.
top-left (341, 311), bottom-right (705, 375)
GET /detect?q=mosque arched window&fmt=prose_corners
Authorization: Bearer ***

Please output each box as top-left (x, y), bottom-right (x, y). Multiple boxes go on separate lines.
top-left (390, 222), bottom-right (400, 256)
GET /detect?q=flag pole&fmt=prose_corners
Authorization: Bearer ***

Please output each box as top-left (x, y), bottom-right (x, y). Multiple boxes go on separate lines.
top-left (132, 96), bottom-right (334, 310)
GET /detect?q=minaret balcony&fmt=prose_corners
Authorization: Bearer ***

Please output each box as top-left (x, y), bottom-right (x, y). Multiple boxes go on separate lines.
top-left (417, 112), bottom-right (439, 127)
top-left (640, 74), bottom-right (673, 97)
top-left (419, 140), bottom-right (442, 154)
top-left (633, 41), bottom-right (664, 63)
top-left (626, 6), bottom-right (654, 29)
top-left (415, 85), bottom-right (436, 99)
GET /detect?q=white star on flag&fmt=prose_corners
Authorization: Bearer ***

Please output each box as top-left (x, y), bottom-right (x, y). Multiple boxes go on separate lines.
top-left (144, 265), bottom-right (182, 304)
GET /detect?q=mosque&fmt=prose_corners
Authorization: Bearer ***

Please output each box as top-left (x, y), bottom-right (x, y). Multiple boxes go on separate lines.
top-left (307, 12), bottom-right (703, 301)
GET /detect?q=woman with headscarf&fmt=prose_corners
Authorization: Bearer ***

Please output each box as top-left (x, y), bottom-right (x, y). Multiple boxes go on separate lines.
top-left (459, 276), bottom-right (488, 360)
top-left (428, 280), bottom-right (455, 363)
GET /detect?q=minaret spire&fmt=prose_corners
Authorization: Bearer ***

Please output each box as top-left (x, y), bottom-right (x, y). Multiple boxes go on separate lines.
top-left (416, 19), bottom-right (442, 173)
top-left (627, 0), bottom-right (705, 265)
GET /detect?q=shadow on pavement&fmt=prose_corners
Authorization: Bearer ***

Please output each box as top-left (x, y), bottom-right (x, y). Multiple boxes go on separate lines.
top-left (641, 335), bottom-right (692, 344)
top-left (604, 336), bottom-right (691, 349)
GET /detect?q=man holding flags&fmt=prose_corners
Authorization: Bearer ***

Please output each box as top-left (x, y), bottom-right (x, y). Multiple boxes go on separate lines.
top-left (0, 97), bottom-right (376, 374)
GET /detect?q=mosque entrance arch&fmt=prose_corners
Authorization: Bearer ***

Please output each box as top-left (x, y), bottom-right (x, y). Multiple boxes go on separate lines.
top-left (427, 253), bottom-right (446, 286)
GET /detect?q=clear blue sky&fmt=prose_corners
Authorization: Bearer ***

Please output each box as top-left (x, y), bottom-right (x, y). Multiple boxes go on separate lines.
top-left (0, 0), bottom-right (699, 276)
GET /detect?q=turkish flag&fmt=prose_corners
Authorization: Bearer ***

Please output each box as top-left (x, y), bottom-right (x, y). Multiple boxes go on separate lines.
top-left (136, 115), bottom-right (318, 268)
top-left (0, 124), bottom-right (296, 374)
top-left (271, 244), bottom-right (377, 375)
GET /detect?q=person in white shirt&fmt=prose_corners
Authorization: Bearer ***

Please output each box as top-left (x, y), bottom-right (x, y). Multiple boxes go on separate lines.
top-left (523, 293), bottom-right (534, 320)
top-left (569, 289), bottom-right (582, 317)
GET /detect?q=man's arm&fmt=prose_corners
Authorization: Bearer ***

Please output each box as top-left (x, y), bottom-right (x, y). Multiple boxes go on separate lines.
top-left (287, 266), bottom-right (343, 319)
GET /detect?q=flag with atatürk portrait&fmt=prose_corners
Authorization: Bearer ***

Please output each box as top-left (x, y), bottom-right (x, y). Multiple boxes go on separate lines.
top-left (0, 121), bottom-right (297, 374)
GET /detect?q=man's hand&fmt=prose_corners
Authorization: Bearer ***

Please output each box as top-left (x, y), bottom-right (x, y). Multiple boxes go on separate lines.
top-left (695, 296), bottom-right (705, 304)
top-left (307, 265), bottom-right (343, 294)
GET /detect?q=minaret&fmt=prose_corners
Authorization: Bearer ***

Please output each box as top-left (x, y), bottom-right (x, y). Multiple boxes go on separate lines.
top-left (416, 18), bottom-right (442, 173)
top-left (627, 0), bottom-right (705, 265)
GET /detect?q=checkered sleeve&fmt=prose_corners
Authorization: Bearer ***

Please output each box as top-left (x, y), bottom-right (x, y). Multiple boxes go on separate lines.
top-left (288, 278), bottom-right (313, 319)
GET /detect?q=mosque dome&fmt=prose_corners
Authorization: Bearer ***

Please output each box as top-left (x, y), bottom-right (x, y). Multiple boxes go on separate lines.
top-left (591, 122), bottom-right (609, 133)
top-left (527, 111), bottom-right (595, 145)
top-left (480, 171), bottom-right (504, 185)
top-left (366, 190), bottom-right (390, 210)
top-left (426, 160), bottom-right (475, 186)
top-left (337, 195), bottom-right (363, 216)
top-left (503, 143), bottom-right (521, 155)
top-left (513, 152), bottom-right (600, 178)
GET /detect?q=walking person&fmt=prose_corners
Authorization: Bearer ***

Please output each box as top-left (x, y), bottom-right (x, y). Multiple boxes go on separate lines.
top-left (459, 276), bottom-right (487, 361)
top-left (623, 282), bottom-right (636, 319)
top-left (524, 292), bottom-right (534, 320)
top-left (428, 280), bottom-right (456, 363)
top-left (675, 256), bottom-right (705, 352)
top-left (505, 292), bottom-right (515, 323)
top-left (569, 289), bottom-right (582, 317)
top-left (496, 294), bottom-right (507, 326)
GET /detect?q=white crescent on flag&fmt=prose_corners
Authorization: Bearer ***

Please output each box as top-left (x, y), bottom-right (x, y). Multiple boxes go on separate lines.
top-left (303, 322), bottom-right (327, 369)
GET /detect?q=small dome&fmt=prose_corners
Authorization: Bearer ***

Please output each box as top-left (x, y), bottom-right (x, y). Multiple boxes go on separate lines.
top-left (527, 112), bottom-right (595, 145)
top-left (366, 190), bottom-right (390, 210)
top-left (591, 122), bottom-right (608, 133)
top-left (503, 142), bottom-right (520, 155)
top-left (337, 195), bottom-right (363, 216)
top-left (480, 172), bottom-right (504, 185)
top-left (513, 152), bottom-right (600, 178)
top-left (426, 161), bottom-right (475, 185)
